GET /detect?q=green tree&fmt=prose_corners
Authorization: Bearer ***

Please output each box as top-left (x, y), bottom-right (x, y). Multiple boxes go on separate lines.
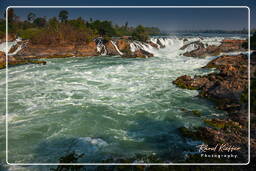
top-left (33, 17), bottom-right (46, 27)
top-left (131, 25), bottom-right (149, 42)
top-left (27, 12), bottom-right (36, 22)
top-left (58, 10), bottom-right (69, 23)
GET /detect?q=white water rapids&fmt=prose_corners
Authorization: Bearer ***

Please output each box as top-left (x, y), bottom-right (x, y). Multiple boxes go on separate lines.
top-left (0, 35), bottom-right (246, 169)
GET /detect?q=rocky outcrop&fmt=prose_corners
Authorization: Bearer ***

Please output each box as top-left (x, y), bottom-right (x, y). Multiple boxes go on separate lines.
top-left (0, 51), bottom-right (5, 68)
top-left (182, 39), bottom-right (246, 58)
top-left (174, 52), bottom-right (255, 162)
top-left (173, 75), bottom-right (209, 90)
top-left (15, 41), bottom-right (98, 59)
top-left (174, 54), bottom-right (248, 110)
top-left (14, 38), bottom-right (155, 59)
top-left (156, 39), bottom-right (165, 48)
top-left (116, 39), bottom-right (130, 51)
top-left (75, 42), bottom-right (98, 57)
top-left (180, 40), bottom-right (204, 51)
top-left (105, 41), bottom-right (120, 56)
top-left (124, 49), bottom-right (154, 58)
top-left (0, 50), bottom-right (46, 69)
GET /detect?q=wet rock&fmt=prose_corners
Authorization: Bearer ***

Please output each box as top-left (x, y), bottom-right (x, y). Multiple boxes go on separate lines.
top-left (116, 39), bottom-right (129, 51)
top-left (123, 49), bottom-right (154, 58)
top-left (219, 39), bottom-right (246, 52)
top-left (204, 118), bottom-right (242, 129)
top-left (156, 39), bottom-right (165, 48)
top-left (105, 41), bottom-right (120, 56)
top-left (75, 42), bottom-right (98, 56)
top-left (180, 40), bottom-right (204, 51)
top-left (183, 44), bottom-right (219, 58)
top-left (173, 75), bottom-right (209, 90)
top-left (183, 39), bottom-right (246, 58)
top-left (174, 54), bottom-right (249, 111)
top-left (16, 41), bottom-right (98, 59)
top-left (192, 110), bottom-right (203, 116)
top-left (148, 41), bottom-right (159, 49)
top-left (0, 51), bottom-right (5, 69)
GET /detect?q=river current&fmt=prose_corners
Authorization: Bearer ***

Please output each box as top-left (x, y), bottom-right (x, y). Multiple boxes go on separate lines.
top-left (0, 35), bottom-right (245, 167)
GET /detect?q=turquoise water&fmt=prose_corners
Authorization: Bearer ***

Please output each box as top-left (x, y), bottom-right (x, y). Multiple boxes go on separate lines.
top-left (0, 41), bottom-right (225, 165)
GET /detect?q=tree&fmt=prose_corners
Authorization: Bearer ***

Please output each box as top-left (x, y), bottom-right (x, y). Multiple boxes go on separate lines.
top-left (33, 17), bottom-right (46, 27)
top-left (131, 25), bottom-right (149, 42)
top-left (125, 21), bottom-right (128, 28)
top-left (58, 10), bottom-right (69, 23)
top-left (27, 12), bottom-right (36, 22)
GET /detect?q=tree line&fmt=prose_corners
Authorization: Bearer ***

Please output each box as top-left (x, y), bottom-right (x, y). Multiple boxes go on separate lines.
top-left (0, 9), bottom-right (161, 44)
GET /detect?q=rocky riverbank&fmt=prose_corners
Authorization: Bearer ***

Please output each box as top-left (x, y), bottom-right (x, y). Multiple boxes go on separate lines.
top-left (173, 52), bottom-right (255, 163)
top-left (180, 39), bottom-right (246, 57)
top-left (0, 36), bottom-right (247, 70)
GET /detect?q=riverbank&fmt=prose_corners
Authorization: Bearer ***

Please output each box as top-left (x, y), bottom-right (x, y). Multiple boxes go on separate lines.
top-left (0, 35), bottom-right (246, 70)
top-left (174, 52), bottom-right (255, 163)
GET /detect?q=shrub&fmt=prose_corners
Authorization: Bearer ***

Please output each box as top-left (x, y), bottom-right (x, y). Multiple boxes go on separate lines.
top-left (17, 28), bottom-right (43, 39)
top-left (131, 25), bottom-right (149, 42)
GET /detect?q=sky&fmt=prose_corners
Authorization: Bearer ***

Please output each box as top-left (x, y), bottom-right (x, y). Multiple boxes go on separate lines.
top-left (0, 0), bottom-right (255, 31)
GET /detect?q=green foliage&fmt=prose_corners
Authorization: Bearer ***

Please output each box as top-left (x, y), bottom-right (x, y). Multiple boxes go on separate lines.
top-left (132, 25), bottom-right (149, 42)
top-left (27, 12), bottom-right (36, 22)
top-left (4, 9), bottom-right (162, 44)
top-left (88, 20), bottom-right (116, 37)
top-left (58, 10), bottom-right (69, 23)
top-left (17, 28), bottom-right (43, 39)
top-left (33, 17), bottom-right (47, 27)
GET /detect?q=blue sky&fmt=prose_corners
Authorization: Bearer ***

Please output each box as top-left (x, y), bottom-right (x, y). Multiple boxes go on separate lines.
top-left (0, 0), bottom-right (255, 31)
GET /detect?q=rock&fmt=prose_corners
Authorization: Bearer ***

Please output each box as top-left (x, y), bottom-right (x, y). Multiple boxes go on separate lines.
top-left (148, 41), bottom-right (159, 49)
top-left (183, 39), bottom-right (246, 58)
top-left (123, 49), bottom-right (153, 58)
top-left (16, 41), bottom-right (98, 58)
top-left (105, 41), bottom-right (120, 56)
top-left (75, 42), bottom-right (98, 56)
top-left (0, 51), bottom-right (5, 69)
top-left (183, 45), bottom-right (219, 57)
top-left (219, 39), bottom-right (246, 52)
top-left (156, 39), bottom-right (165, 48)
top-left (180, 41), bottom-right (204, 51)
top-left (174, 54), bottom-right (249, 111)
top-left (0, 50), bottom-right (46, 69)
top-left (173, 75), bottom-right (209, 90)
top-left (8, 41), bottom-right (23, 54)
top-left (116, 39), bottom-right (129, 51)
top-left (204, 54), bottom-right (247, 69)
top-left (192, 110), bottom-right (202, 116)
top-left (204, 118), bottom-right (242, 129)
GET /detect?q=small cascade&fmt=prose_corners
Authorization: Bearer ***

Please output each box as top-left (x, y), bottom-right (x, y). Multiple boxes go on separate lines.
top-left (95, 38), bottom-right (107, 56)
top-left (150, 38), bottom-right (160, 48)
top-left (129, 41), bottom-right (156, 54)
top-left (0, 38), bottom-right (23, 54)
top-left (110, 40), bottom-right (123, 55)
top-left (9, 44), bottom-right (23, 55)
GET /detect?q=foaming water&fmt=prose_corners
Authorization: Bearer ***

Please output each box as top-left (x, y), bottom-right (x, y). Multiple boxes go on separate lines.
top-left (0, 36), bottom-right (232, 165)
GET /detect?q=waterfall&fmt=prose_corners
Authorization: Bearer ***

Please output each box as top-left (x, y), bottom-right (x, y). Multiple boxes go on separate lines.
top-left (110, 40), bottom-right (123, 55)
top-left (95, 38), bottom-right (107, 56)
top-left (0, 38), bottom-right (23, 54)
